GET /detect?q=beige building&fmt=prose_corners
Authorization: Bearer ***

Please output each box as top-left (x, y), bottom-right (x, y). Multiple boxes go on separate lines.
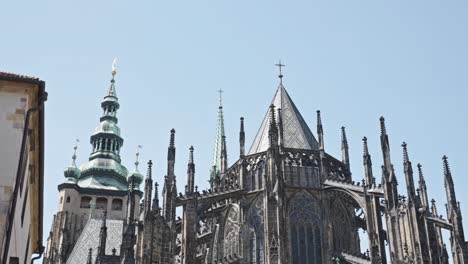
top-left (0, 72), bottom-right (47, 264)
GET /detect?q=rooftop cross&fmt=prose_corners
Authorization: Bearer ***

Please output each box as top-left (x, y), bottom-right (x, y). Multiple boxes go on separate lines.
top-left (217, 89), bottom-right (224, 107)
top-left (275, 60), bottom-right (285, 82)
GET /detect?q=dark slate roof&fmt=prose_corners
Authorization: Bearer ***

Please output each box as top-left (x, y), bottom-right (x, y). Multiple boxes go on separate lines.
top-left (248, 84), bottom-right (319, 154)
top-left (66, 218), bottom-right (123, 264)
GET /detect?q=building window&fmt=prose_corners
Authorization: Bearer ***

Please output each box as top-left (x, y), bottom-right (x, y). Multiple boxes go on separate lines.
top-left (60, 196), bottom-right (63, 204)
top-left (9, 257), bottom-right (19, 264)
top-left (80, 196), bottom-right (92, 208)
top-left (112, 199), bottom-right (123, 211)
top-left (96, 197), bottom-right (108, 210)
top-left (66, 196), bottom-right (71, 203)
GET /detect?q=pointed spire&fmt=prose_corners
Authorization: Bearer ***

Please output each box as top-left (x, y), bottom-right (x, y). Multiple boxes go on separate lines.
top-left (417, 163), bottom-right (429, 208)
top-left (88, 59), bottom-right (123, 166)
top-left (187, 146), bottom-right (195, 194)
top-left (268, 104), bottom-right (279, 149)
top-left (211, 90), bottom-right (226, 184)
top-left (167, 129), bottom-right (176, 177)
top-left (144, 160), bottom-right (153, 218)
top-left (380, 116), bottom-right (393, 182)
top-left (362, 137), bottom-right (374, 186)
top-left (341, 127), bottom-right (350, 170)
top-left (402, 142), bottom-right (416, 201)
top-left (443, 155), bottom-right (459, 211)
top-left (317, 110), bottom-right (324, 150)
top-left (249, 85), bottom-right (319, 154)
top-left (152, 182), bottom-right (160, 212)
top-left (239, 117), bottom-right (245, 158)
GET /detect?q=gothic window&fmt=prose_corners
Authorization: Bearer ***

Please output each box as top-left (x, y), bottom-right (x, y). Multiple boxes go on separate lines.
top-left (112, 198), bottom-right (123, 211)
top-left (224, 206), bottom-right (240, 258)
top-left (247, 196), bottom-right (265, 264)
top-left (66, 196), bottom-right (70, 203)
top-left (80, 196), bottom-right (92, 208)
top-left (288, 192), bottom-right (321, 264)
top-left (96, 197), bottom-right (108, 210)
top-left (331, 198), bottom-right (352, 252)
top-left (257, 166), bottom-right (263, 189)
top-left (251, 171), bottom-right (256, 190)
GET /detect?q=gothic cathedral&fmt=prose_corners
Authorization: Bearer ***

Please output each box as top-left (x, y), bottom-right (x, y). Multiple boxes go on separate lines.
top-left (44, 65), bottom-right (468, 264)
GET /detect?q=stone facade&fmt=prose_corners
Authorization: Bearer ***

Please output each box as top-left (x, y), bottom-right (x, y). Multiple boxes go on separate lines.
top-left (44, 69), bottom-right (468, 264)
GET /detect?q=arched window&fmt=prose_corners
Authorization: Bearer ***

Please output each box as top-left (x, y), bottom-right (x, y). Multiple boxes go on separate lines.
top-left (96, 197), bottom-right (108, 210)
top-left (80, 196), bottom-right (92, 208)
top-left (112, 198), bottom-right (123, 211)
top-left (66, 196), bottom-right (71, 203)
top-left (60, 197), bottom-right (63, 204)
top-left (224, 206), bottom-right (240, 258)
top-left (288, 192), bottom-right (321, 264)
top-left (247, 196), bottom-right (265, 264)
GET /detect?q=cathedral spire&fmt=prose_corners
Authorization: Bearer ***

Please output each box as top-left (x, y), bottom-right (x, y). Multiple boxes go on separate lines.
top-left (89, 59), bottom-right (124, 163)
top-left (211, 90), bottom-right (226, 185)
top-left (341, 126), bottom-right (350, 170)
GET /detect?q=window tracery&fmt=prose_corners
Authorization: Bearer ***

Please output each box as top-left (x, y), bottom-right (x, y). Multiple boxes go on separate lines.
top-left (288, 192), bottom-right (322, 264)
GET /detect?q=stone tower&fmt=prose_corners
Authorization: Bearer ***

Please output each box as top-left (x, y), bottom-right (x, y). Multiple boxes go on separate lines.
top-left (44, 64), bottom-right (142, 264)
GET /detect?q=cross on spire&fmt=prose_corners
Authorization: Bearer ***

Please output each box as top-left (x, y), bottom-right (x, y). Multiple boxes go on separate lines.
top-left (275, 60), bottom-right (285, 82)
top-left (217, 89), bottom-right (224, 107)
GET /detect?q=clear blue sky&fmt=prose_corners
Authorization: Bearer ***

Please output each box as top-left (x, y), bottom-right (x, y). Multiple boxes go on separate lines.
top-left (2, 0), bottom-right (467, 257)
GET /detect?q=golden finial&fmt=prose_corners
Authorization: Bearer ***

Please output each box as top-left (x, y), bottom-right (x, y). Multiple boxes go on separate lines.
top-left (111, 57), bottom-right (118, 78)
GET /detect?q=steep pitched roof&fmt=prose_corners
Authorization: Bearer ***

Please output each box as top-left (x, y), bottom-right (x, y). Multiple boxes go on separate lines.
top-left (66, 219), bottom-right (123, 264)
top-left (248, 84), bottom-right (319, 154)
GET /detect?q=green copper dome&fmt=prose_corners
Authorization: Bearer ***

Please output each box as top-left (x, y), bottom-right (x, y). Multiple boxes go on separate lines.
top-left (65, 66), bottom-right (133, 192)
